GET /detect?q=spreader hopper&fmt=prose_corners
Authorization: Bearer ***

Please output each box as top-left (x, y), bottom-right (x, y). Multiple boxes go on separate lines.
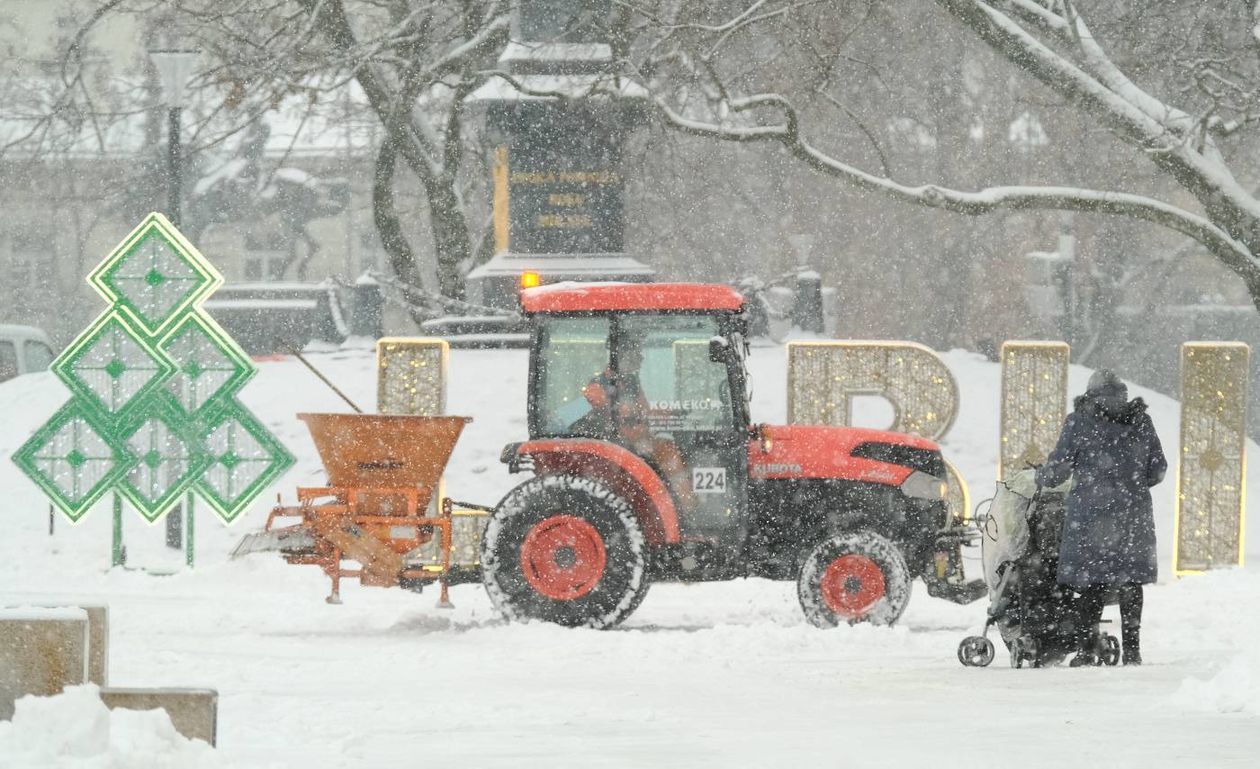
top-left (300, 412), bottom-right (468, 514)
top-left (242, 412), bottom-right (477, 604)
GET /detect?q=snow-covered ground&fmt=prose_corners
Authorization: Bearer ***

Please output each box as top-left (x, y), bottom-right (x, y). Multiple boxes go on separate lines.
top-left (1, 344), bottom-right (1257, 768)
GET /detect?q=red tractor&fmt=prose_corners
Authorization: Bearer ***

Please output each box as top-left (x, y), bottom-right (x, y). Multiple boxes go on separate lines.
top-left (482, 283), bottom-right (983, 629)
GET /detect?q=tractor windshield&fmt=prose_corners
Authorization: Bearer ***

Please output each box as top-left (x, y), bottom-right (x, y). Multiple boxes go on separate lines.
top-left (531, 313), bottom-right (741, 439)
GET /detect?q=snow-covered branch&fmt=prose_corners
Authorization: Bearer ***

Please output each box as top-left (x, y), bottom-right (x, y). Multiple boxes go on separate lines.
top-left (935, 0), bottom-right (1260, 271)
top-left (995, 1), bottom-right (1195, 138)
top-left (655, 94), bottom-right (1260, 290)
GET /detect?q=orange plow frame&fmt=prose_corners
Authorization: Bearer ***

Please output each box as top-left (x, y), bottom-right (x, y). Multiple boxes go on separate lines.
top-left (265, 489), bottom-right (457, 605)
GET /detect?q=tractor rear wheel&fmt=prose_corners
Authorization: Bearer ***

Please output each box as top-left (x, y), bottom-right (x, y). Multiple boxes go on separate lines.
top-left (481, 474), bottom-right (650, 629)
top-left (797, 530), bottom-right (911, 627)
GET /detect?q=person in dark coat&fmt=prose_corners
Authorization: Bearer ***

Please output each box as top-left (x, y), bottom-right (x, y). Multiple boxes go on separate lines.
top-left (1036, 369), bottom-right (1167, 665)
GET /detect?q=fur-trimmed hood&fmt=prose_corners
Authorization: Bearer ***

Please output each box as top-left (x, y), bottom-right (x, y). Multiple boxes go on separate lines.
top-left (1073, 392), bottom-right (1148, 425)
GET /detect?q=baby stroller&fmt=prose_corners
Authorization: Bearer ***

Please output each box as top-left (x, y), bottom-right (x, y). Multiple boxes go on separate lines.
top-left (956, 469), bottom-right (1121, 668)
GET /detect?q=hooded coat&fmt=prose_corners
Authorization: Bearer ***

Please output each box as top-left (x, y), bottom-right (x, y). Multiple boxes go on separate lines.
top-left (1036, 375), bottom-right (1167, 588)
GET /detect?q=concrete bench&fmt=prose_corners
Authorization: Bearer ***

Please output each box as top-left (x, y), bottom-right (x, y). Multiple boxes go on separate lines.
top-left (0, 607), bottom-right (89, 720)
top-left (100, 687), bottom-right (219, 746)
top-left (36, 603), bottom-right (108, 685)
top-left (76, 604), bottom-right (108, 686)
top-left (2, 604), bottom-right (216, 745)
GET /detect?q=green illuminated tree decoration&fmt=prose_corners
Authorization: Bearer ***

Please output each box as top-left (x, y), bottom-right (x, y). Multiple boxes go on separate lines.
top-left (15, 402), bottom-right (130, 522)
top-left (12, 213), bottom-right (294, 554)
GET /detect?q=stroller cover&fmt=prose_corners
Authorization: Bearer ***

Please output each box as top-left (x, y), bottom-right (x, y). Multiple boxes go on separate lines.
top-left (981, 469), bottom-right (1071, 597)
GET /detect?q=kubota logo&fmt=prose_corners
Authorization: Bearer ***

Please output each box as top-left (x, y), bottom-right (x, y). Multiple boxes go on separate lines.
top-left (753, 463), bottom-right (802, 475)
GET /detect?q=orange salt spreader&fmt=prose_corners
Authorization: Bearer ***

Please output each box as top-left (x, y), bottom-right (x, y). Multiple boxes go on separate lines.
top-left (237, 412), bottom-right (483, 605)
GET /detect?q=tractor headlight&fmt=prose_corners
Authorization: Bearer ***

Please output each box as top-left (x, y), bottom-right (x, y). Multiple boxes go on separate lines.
top-left (901, 471), bottom-right (948, 501)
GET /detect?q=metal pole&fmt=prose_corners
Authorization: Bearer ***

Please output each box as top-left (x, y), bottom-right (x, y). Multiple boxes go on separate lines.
top-left (165, 104), bottom-right (185, 551)
top-left (291, 350), bottom-right (364, 413)
top-left (185, 491), bottom-right (195, 568)
top-left (112, 493), bottom-right (124, 567)
top-left (168, 106), bottom-right (182, 226)
top-left (1057, 215), bottom-right (1075, 346)
top-left (48, 504), bottom-right (54, 536)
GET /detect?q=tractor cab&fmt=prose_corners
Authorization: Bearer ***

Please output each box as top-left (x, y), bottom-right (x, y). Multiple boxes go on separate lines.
top-left (522, 283), bottom-right (752, 553)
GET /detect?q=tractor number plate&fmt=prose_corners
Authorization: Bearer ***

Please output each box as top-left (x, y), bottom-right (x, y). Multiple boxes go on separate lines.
top-left (692, 467), bottom-right (727, 494)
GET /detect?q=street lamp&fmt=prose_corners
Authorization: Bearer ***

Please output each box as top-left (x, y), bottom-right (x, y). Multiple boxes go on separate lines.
top-left (149, 47), bottom-right (199, 554)
top-left (149, 48), bottom-right (199, 226)
top-left (788, 234), bottom-right (823, 333)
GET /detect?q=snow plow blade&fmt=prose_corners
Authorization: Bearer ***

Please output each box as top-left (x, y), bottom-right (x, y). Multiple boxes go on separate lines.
top-left (924, 576), bottom-right (987, 605)
top-left (230, 528), bottom-right (315, 558)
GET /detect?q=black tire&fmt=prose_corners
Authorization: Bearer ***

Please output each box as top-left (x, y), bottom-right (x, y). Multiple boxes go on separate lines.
top-left (481, 474), bottom-right (650, 629)
top-left (797, 530), bottom-right (912, 628)
top-left (958, 636), bottom-right (995, 667)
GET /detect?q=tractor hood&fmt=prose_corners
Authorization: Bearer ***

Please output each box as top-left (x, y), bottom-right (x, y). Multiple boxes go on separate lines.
top-left (748, 424), bottom-right (943, 486)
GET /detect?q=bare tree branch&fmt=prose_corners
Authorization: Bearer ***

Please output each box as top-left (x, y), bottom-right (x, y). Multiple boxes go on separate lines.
top-left (654, 93), bottom-right (1260, 299)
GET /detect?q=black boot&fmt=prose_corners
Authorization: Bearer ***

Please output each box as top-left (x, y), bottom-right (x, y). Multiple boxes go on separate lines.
top-left (1070, 585), bottom-right (1106, 667)
top-left (1069, 647), bottom-right (1099, 667)
top-left (1122, 630), bottom-right (1141, 666)
top-left (1120, 583), bottom-right (1143, 666)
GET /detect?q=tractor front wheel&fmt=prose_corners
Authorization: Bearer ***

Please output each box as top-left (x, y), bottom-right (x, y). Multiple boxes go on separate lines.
top-left (797, 530), bottom-right (911, 627)
top-left (481, 474), bottom-right (650, 629)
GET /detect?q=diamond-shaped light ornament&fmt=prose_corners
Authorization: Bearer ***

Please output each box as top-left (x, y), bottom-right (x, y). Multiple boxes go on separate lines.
top-left (195, 404), bottom-right (294, 523)
top-left (160, 313), bottom-right (254, 421)
top-left (51, 312), bottom-right (175, 419)
top-left (15, 213), bottom-right (291, 531)
top-left (11, 402), bottom-right (133, 521)
top-left (117, 408), bottom-right (209, 522)
top-left (88, 213), bottom-right (221, 336)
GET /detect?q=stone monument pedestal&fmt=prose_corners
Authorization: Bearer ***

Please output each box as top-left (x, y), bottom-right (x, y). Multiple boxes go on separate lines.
top-left (463, 0), bottom-right (652, 310)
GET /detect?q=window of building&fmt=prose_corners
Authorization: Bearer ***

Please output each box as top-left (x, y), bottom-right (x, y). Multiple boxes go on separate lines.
top-left (244, 253), bottom-right (287, 281)
top-left (23, 340), bottom-right (54, 372)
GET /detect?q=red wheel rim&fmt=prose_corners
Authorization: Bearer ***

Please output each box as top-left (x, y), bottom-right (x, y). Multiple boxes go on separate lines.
top-left (521, 515), bottom-right (607, 601)
top-left (819, 554), bottom-right (886, 618)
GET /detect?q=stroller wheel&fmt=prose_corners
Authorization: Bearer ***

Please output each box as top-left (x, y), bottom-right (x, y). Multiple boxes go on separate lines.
top-left (1099, 633), bottom-right (1121, 666)
top-left (958, 636), bottom-right (995, 667)
top-left (1010, 636), bottom-right (1040, 669)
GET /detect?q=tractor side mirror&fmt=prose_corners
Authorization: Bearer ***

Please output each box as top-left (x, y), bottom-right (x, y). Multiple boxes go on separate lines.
top-left (708, 336), bottom-right (731, 363)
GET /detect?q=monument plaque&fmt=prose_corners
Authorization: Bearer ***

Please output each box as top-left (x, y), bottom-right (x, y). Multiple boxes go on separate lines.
top-left (495, 104), bottom-right (626, 254)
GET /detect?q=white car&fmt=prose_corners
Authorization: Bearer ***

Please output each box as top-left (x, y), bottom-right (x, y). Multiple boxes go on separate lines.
top-left (0, 325), bottom-right (56, 383)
